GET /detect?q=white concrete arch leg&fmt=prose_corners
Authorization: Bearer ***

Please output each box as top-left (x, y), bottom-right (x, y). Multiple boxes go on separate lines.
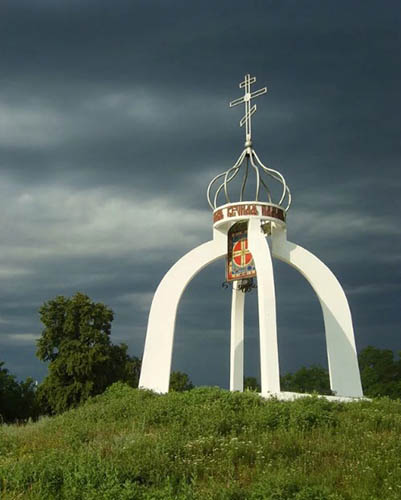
top-left (248, 218), bottom-right (281, 395)
top-left (271, 227), bottom-right (363, 398)
top-left (230, 280), bottom-right (245, 392)
top-left (139, 230), bottom-right (227, 393)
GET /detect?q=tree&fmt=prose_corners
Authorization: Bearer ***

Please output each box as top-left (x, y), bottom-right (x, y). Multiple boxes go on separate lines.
top-left (36, 292), bottom-right (141, 414)
top-left (0, 362), bottom-right (39, 422)
top-left (279, 347), bottom-right (401, 398)
top-left (244, 376), bottom-right (261, 392)
top-left (280, 365), bottom-right (331, 395)
top-left (169, 371), bottom-right (194, 392)
top-left (358, 345), bottom-right (401, 398)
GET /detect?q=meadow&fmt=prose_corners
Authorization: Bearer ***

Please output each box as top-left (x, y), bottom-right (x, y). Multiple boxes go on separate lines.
top-left (1, 383), bottom-right (401, 499)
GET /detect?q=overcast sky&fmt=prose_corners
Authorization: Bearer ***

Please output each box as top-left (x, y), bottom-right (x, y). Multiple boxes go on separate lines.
top-left (0, 0), bottom-right (400, 388)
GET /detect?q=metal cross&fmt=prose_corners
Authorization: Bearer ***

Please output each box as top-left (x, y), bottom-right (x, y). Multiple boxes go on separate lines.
top-left (229, 74), bottom-right (267, 147)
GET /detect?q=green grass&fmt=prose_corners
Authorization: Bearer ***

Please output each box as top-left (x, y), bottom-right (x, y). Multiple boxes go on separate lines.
top-left (1, 383), bottom-right (401, 499)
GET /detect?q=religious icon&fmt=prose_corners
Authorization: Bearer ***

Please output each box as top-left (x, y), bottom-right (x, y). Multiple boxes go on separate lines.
top-left (227, 222), bottom-right (256, 281)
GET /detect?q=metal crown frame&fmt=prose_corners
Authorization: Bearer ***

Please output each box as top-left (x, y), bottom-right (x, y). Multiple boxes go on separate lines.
top-left (207, 74), bottom-right (291, 212)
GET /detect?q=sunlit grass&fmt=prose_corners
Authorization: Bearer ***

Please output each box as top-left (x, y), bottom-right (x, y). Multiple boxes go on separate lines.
top-left (1, 383), bottom-right (401, 499)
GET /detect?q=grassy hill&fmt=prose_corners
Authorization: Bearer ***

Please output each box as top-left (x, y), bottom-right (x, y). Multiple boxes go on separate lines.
top-left (1, 383), bottom-right (401, 500)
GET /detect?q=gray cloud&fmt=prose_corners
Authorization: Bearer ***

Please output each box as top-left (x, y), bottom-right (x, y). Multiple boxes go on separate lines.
top-left (0, 0), bottom-right (400, 387)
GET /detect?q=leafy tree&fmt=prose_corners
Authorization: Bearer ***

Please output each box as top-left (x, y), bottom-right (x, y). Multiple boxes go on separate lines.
top-left (359, 345), bottom-right (401, 398)
top-left (0, 362), bottom-right (39, 422)
top-left (169, 371), bottom-right (194, 392)
top-left (36, 292), bottom-right (141, 414)
top-left (244, 376), bottom-right (261, 392)
top-left (280, 365), bottom-right (331, 395)
top-left (279, 347), bottom-right (401, 398)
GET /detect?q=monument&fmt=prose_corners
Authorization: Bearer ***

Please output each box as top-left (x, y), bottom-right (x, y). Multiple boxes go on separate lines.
top-left (139, 74), bottom-right (363, 399)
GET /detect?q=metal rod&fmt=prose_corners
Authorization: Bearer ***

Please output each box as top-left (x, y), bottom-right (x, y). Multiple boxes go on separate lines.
top-left (253, 150), bottom-right (291, 210)
top-left (240, 156), bottom-right (249, 201)
top-left (248, 151), bottom-right (261, 201)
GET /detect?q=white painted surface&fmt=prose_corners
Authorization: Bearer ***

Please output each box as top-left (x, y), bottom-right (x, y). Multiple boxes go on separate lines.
top-left (139, 203), bottom-right (363, 399)
top-left (248, 218), bottom-right (281, 394)
top-left (271, 227), bottom-right (363, 398)
top-left (230, 280), bottom-right (244, 391)
top-left (262, 391), bottom-right (369, 403)
top-left (139, 229), bottom-right (226, 393)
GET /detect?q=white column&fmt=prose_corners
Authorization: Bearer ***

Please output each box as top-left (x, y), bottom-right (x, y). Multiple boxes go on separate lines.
top-left (272, 227), bottom-right (363, 398)
top-left (230, 280), bottom-right (245, 391)
top-left (139, 229), bottom-right (227, 393)
top-left (248, 218), bottom-right (281, 394)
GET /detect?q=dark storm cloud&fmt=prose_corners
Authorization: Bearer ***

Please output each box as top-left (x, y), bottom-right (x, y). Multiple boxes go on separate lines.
top-left (0, 0), bottom-right (400, 386)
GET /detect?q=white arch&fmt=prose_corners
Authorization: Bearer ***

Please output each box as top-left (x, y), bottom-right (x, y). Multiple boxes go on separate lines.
top-left (230, 280), bottom-right (245, 391)
top-left (271, 227), bottom-right (363, 397)
top-left (230, 219), bottom-right (280, 394)
top-left (139, 230), bottom-right (226, 393)
top-left (139, 219), bottom-right (363, 399)
top-left (248, 218), bottom-right (280, 394)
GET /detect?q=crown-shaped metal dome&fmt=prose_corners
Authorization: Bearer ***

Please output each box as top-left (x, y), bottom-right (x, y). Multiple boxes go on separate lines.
top-left (207, 74), bottom-right (291, 212)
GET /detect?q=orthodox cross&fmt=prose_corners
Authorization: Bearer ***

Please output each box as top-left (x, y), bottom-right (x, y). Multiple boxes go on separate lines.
top-left (229, 74), bottom-right (267, 147)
